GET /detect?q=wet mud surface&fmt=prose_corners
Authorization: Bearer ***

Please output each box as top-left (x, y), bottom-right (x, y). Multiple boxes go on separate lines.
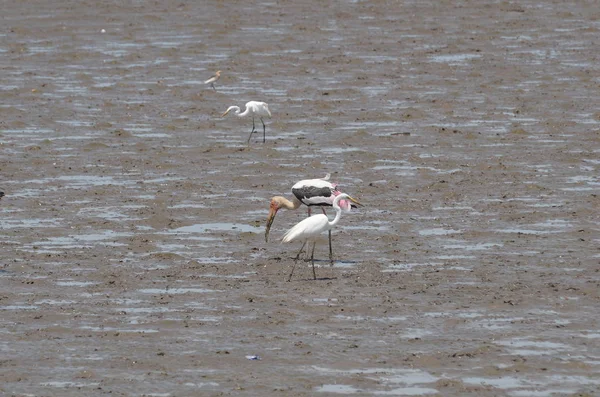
top-left (1, 1), bottom-right (599, 396)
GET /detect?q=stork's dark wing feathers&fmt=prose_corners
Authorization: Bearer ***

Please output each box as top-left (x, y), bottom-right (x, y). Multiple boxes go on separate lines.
top-left (292, 186), bottom-right (334, 206)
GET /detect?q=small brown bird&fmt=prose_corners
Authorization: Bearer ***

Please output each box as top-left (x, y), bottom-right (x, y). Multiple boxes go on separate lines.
top-left (204, 70), bottom-right (221, 91)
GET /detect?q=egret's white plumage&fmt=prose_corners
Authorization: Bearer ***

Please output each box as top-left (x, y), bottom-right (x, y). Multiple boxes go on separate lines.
top-left (204, 70), bottom-right (221, 91)
top-left (221, 101), bottom-right (272, 144)
top-left (281, 193), bottom-right (362, 281)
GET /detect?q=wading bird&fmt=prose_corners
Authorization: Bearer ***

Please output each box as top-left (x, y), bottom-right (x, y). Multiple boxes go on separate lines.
top-left (281, 193), bottom-right (362, 281)
top-left (204, 70), bottom-right (221, 91)
top-left (265, 174), bottom-right (357, 262)
top-left (221, 101), bottom-right (271, 144)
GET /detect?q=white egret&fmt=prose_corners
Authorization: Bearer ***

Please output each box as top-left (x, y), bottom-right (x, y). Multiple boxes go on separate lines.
top-left (281, 193), bottom-right (362, 281)
top-left (221, 101), bottom-right (272, 144)
top-left (204, 70), bottom-right (221, 91)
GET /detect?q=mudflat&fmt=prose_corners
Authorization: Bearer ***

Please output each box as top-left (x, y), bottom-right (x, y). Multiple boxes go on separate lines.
top-left (1, 1), bottom-right (599, 396)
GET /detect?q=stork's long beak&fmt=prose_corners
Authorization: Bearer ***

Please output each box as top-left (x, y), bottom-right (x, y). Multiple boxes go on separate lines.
top-left (265, 207), bottom-right (277, 242)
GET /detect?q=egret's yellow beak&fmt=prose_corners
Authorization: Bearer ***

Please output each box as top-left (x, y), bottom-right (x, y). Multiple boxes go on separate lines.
top-left (347, 196), bottom-right (363, 207)
top-left (221, 109), bottom-right (230, 117)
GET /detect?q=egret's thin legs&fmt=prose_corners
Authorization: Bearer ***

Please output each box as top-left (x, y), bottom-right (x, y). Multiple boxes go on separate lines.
top-left (310, 243), bottom-right (317, 280)
top-left (287, 241), bottom-right (308, 282)
top-left (247, 117), bottom-right (257, 144)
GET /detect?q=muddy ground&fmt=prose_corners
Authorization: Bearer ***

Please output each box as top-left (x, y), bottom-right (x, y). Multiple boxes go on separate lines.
top-left (1, 1), bottom-right (599, 396)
